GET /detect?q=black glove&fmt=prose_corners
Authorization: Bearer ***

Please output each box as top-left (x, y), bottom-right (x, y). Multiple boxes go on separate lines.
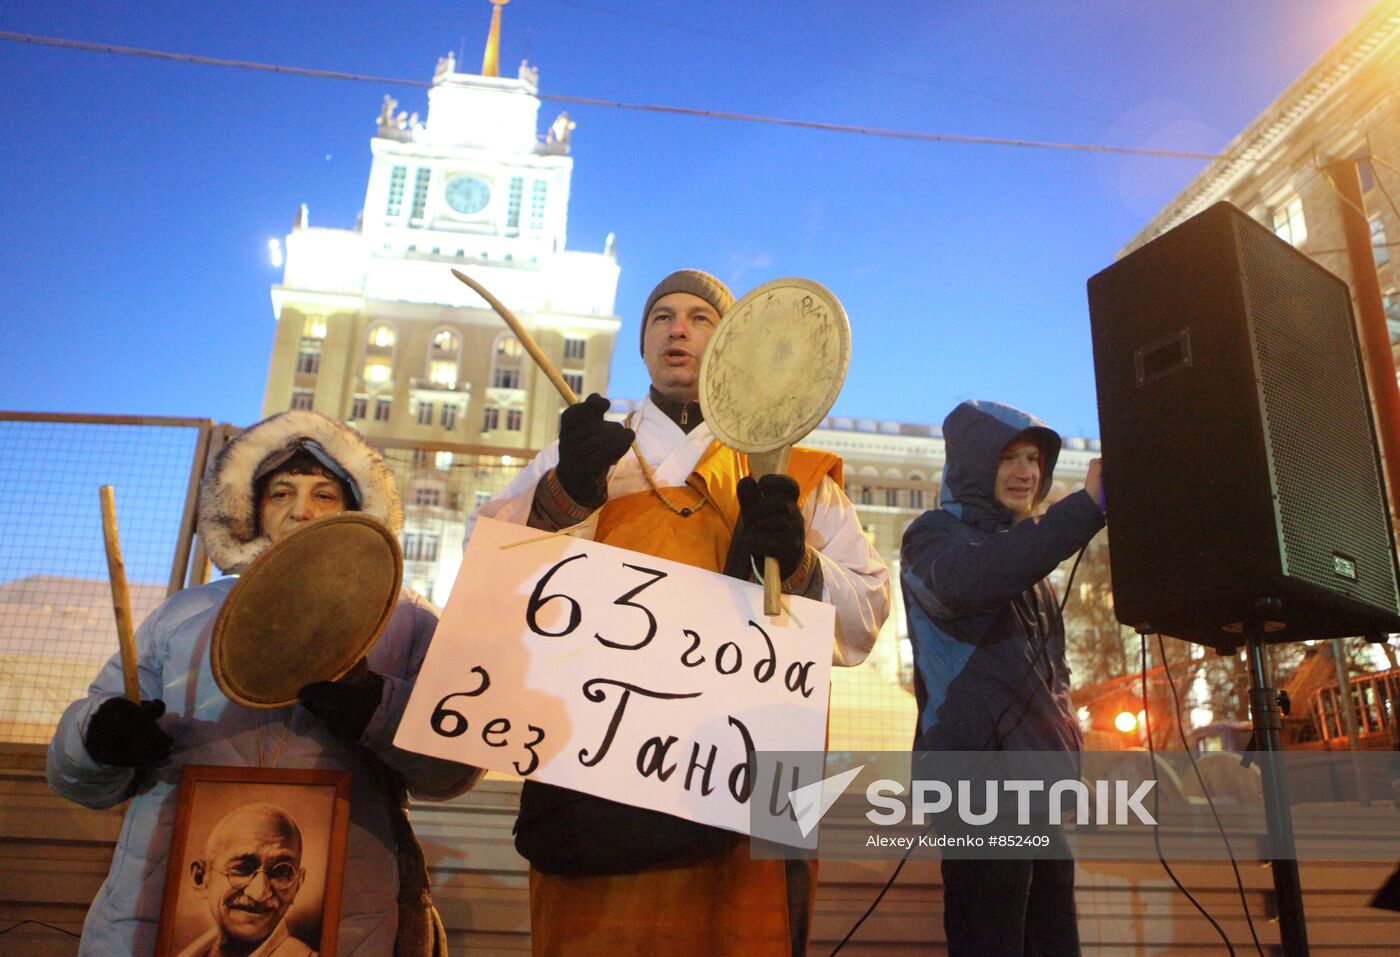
top-left (724, 474), bottom-right (807, 581)
top-left (299, 662), bottom-right (386, 745)
top-left (554, 393), bottom-right (636, 508)
top-left (83, 697), bottom-right (174, 768)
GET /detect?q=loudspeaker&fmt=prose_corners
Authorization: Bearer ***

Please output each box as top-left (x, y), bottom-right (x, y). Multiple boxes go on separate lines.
top-left (1087, 201), bottom-right (1400, 650)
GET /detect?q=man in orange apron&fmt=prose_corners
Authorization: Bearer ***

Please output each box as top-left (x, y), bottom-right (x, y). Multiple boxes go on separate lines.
top-left (470, 269), bottom-right (890, 956)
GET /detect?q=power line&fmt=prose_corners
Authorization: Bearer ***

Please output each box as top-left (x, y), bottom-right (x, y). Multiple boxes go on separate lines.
top-left (0, 30), bottom-right (1235, 162)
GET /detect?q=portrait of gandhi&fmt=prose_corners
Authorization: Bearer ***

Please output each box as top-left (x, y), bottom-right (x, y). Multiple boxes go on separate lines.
top-left (176, 802), bottom-right (318, 957)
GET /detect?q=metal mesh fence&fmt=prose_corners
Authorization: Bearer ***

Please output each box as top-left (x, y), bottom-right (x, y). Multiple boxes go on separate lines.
top-left (0, 414), bottom-right (210, 744)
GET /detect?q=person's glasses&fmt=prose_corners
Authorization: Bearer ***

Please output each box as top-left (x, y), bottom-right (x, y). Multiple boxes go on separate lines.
top-left (216, 859), bottom-right (299, 892)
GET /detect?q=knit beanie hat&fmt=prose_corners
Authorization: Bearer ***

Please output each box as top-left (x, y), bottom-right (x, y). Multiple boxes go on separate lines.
top-left (639, 269), bottom-right (736, 354)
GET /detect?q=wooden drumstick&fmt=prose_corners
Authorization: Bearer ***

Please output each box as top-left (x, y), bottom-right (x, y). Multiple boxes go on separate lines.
top-left (99, 486), bottom-right (141, 702)
top-left (451, 268), bottom-right (580, 406)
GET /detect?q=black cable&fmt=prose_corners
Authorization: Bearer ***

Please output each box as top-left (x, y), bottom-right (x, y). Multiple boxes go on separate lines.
top-left (0, 919), bottom-right (81, 938)
top-left (1156, 632), bottom-right (1266, 957)
top-left (830, 543), bottom-right (1090, 954)
top-left (1139, 632), bottom-right (1237, 956)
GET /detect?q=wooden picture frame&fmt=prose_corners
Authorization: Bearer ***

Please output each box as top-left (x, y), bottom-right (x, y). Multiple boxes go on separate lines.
top-left (153, 765), bottom-right (352, 957)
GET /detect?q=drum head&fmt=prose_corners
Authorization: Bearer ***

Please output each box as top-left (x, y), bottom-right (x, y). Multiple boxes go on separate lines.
top-left (699, 277), bottom-right (851, 453)
top-left (211, 513), bottom-right (403, 709)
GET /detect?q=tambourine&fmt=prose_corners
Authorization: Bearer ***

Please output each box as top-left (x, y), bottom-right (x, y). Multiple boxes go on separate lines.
top-left (211, 513), bottom-right (403, 708)
top-left (699, 277), bottom-right (851, 614)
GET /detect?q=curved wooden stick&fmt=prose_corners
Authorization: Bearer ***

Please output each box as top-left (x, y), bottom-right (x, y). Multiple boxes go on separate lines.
top-left (451, 268), bottom-right (580, 406)
top-left (99, 486), bottom-right (141, 702)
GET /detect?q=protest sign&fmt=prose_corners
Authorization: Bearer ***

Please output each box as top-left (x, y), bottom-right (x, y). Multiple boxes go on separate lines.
top-left (394, 517), bottom-right (835, 834)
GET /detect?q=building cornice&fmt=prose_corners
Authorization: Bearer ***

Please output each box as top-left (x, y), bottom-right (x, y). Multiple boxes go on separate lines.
top-left (1121, 4), bottom-right (1400, 255)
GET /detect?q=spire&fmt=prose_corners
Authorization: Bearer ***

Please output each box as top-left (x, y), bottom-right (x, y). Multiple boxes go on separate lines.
top-left (481, 0), bottom-right (509, 77)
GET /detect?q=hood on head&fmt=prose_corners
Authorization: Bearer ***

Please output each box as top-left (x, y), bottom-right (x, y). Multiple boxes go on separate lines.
top-left (939, 400), bottom-right (1061, 525)
top-left (197, 410), bottom-right (402, 574)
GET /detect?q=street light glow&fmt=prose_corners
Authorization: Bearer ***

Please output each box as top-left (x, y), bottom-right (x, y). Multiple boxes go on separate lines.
top-left (1114, 710), bottom-right (1138, 733)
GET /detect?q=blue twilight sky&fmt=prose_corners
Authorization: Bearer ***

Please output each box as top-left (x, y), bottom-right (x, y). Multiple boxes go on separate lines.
top-left (0, 0), bottom-right (1381, 439)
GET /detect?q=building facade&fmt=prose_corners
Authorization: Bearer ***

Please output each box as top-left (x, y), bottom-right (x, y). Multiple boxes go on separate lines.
top-left (1122, 4), bottom-right (1400, 356)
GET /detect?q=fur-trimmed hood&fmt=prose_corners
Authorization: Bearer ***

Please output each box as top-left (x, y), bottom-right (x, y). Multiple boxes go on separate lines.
top-left (198, 411), bottom-right (403, 574)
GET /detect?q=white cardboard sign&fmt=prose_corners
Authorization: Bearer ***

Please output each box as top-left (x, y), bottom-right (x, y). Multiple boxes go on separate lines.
top-left (394, 517), bottom-right (834, 834)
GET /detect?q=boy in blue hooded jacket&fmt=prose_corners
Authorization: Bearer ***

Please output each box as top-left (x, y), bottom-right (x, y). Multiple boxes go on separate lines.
top-left (900, 399), bottom-right (1104, 957)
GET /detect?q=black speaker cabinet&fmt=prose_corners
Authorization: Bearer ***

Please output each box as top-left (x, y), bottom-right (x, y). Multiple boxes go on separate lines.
top-left (1087, 201), bottom-right (1400, 650)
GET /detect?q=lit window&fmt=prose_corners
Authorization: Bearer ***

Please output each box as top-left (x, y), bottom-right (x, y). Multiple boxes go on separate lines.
top-left (368, 325), bottom-right (396, 350)
top-left (416, 402), bottom-right (433, 425)
top-left (350, 396), bottom-right (367, 420)
top-left (442, 404), bottom-right (458, 430)
top-left (507, 177), bottom-right (524, 229)
top-left (1272, 196), bottom-right (1307, 247)
top-left (374, 398), bottom-right (392, 421)
top-left (301, 316), bottom-right (327, 340)
top-left (429, 360), bottom-right (457, 387)
top-left (435, 451), bottom-right (453, 471)
top-left (290, 390), bottom-right (314, 411)
top-left (482, 406), bottom-right (499, 431)
top-left (364, 360), bottom-right (391, 383)
top-left (1371, 214), bottom-right (1390, 267)
top-left (506, 409), bottom-right (523, 431)
top-left (432, 330), bottom-right (458, 354)
top-left (492, 335), bottom-right (524, 389)
top-left (411, 168), bottom-right (432, 219)
top-left (530, 180), bottom-right (548, 230)
top-left (564, 337), bottom-right (586, 361)
top-left (563, 372), bottom-right (584, 396)
top-left (386, 165), bottom-right (407, 217)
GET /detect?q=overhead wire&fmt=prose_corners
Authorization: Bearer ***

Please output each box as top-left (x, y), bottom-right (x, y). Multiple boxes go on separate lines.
top-left (0, 30), bottom-right (1235, 161)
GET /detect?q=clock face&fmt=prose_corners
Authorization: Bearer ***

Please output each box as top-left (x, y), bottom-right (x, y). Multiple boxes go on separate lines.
top-left (444, 175), bottom-right (492, 215)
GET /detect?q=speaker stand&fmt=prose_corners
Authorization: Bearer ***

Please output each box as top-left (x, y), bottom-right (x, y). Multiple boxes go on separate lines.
top-left (1244, 627), bottom-right (1310, 956)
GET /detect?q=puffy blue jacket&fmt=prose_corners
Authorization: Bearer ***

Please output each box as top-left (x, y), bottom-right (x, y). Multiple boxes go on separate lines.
top-left (900, 400), bottom-right (1104, 752)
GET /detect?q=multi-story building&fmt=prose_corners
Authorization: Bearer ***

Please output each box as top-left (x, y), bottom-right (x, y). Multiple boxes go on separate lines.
top-left (261, 19), bottom-right (621, 598)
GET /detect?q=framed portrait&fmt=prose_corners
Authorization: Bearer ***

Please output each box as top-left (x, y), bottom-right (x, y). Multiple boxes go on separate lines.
top-left (154, 765), bottom-right (351, 957)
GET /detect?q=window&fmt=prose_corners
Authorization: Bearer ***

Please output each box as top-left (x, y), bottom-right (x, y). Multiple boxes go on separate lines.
top-left (412, 450), bottom-right (431, 468)
top-left (350, 396), bottom-right (368, 420)
top-left (1272, 195), bottom-right (1307, 247)
top-left (435, 451), bottom-right (453, 471)
top-left (442, 403), bottom-right (458, 431)
top-left (401, 532), bottom-right (440, 562)
top-left (474, 490), bottom-right (492, 508)
top-left (492, 335), bottom-right (524, 389)
top-left (364, 360), bottom-right (391, 384)
top-left (530, 180), bottom-right (548, 230)
top-left (909, 488), bottom-right (925, 510)
top-left (368, 325), bottom-right (396, 350)
top-left (416, 402), bottom-right (433, 425)
top-left (295, 346), bottom-right (321, 375)
top-left (290, 390), bottom-right (314, 411)
top-left (301, 316), bottom-right (327, 340)
top-left (1385, 292), bottom-right (1400, 343)
top-left (385, 165), bottom-right (407, 217)
top-left (506, 409), bottom-right (523, 431)
top-left (482, 406), bottom-right (499, 431)
top-left (429, 360), bottom-right (457, 387)
top-left (432, 330), bottom-right (458, 355)
top-left (410, 167), bottom-right (432, 219)
top-left (885, 488), bottom-right (900, 508)
top-left (564, 337), bottom-right (586, 361)
top-left (563, 372), bottom-right (584, 397)
top-left (1372, 214), bottom-right (1390, 267)
top-left (374, 398), bottom-right (392, 421)
top-left (402, 532), bottom-right (418, 559)
top-left (507, 176), bottom-right (524, 228)
top-left (420, 535), bottom-right (439, 563)
top-left (413, 486), bottom-right (441, 507)
top-left (859, 487), bottom-right (873, 506)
